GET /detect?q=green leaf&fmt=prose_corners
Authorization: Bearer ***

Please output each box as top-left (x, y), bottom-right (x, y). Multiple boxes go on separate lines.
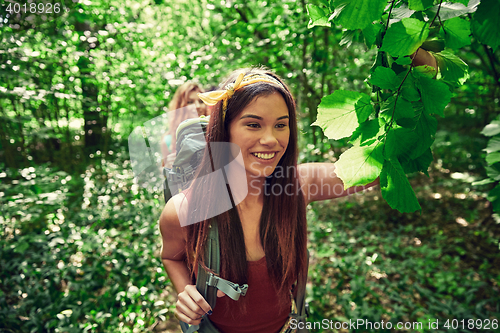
top-left (442, 17), bottom-right (471, 49)
top-left (486, 164), bottom-right (500, 181)
top-left (471, 0), bottom-right (500, 51)
top-left (413, 65), bottom-right (437, 78)
top-left (472, 178), bottom-right (495, 186)
top-left (333, 0), bottom-right (387, 30)
top-left (380, 18), bottom-right (430, 57)
top-left (401, 148), bottom-right (433, 176)
top-left (481, 120), bottom-right (500, 137)
top-left (427, 0), bottom-right (480, 21)
top-left (385, 127), bottom-right (419, 159)
top-left (433, 50), bottom-right (469, 87)
top-left (409, 0), bottom-right (434, 11)
top-left (421, 38), bottom-right (446, 53)
top-left (313, 90), bottom-right (373, 140)
top-left (415, 74), bottom-right (451, 117)
top-left (394, 97), bottom-right (415, 120)
top-left (340, 30), bottom-right (358, 47)
top-left (334, 141), bottom-right (384, 189)
top-left (410, 109), bottom-right (437, 159)
top-left (397, 116), bottom-right (418, 128)
top-left (395, 57), bottom-right (412, 66)
top-left (380, 159), bottom-right (421, 213)
top-left (399, 72), bottom-right (421, 102)
top-left (380, 96), bottom-right (415, 123)
top-left (369, 67), bottom-right (398, 90)
top-left (485, 137), bottom-right (500, 154)
top-left (391, 3), bottom-right (415, 20)
top-left (486, 152), bottom-right (500, 165)
top-left (487, 184), bottom-right (500, 213)
top-left (449, 0), bottom-right (471, 5)
top-left (306, 4), bottom-right (332, 28)
top-left (362, 22), bottom-right (383, 48)
top-left (350, 119), bottom-right (383, 146)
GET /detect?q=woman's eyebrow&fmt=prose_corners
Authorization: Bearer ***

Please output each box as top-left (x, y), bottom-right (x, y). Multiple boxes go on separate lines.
top-left (240, 114), bottom-right (263, 120)
top-left (240, 114), bottom-right (289, 120)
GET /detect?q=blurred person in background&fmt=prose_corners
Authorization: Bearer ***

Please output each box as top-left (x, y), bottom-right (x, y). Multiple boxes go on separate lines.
top-left (162, 82), bottom-right (208, 167)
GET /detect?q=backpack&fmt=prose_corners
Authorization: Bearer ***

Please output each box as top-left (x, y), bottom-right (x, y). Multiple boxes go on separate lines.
top-left (162, 116), bottom-right (210, 203)
top-left (162, 116), bottom-right (309, 332)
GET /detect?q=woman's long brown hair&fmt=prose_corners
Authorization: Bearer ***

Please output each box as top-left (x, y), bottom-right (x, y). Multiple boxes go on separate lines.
top-left (185, 68), bottom-right (308, 305)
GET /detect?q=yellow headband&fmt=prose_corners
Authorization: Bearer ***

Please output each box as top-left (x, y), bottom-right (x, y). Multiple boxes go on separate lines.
top-left (198, 73), bottom-right (286, 122)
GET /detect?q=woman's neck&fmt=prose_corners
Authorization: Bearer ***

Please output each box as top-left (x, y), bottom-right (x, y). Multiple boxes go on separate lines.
top-left (226, 163), bottom-right (266, 206)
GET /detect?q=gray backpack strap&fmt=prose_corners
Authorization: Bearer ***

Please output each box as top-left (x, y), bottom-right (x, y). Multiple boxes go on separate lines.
top-left (196, 220), bottom-right (221, 308)
top-left (180, 220), bottom-right (248, 333)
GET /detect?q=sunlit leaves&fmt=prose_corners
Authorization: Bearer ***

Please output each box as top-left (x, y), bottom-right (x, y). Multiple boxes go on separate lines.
top-left (380, 159), bottom-right (421, 212)
top-left (334, 141), bottom-right (384, 189)
top-left (332, 0), bottom-right (387, 30)
top-left (306, 4), bottom-right (331, 28)
top-left (433, 50), bottom-right (469, 87)
top-left (313, 90), bottom-right (373, 140)
top-left (306, 0), bottom-right (489, 214)
top-left (442, 17), bottom-right (471, 49)
top-left (471, 0), bottom-right (500, 51)
top-left (380, 18), bottom-right (429, 57)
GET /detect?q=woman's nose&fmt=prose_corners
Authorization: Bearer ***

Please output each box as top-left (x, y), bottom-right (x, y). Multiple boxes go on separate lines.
top-left (260, 128), bottom-right (278, 147)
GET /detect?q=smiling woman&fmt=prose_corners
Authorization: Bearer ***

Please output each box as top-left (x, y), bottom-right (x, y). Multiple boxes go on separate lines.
top-left (158, 67), bottom-right (376, 333)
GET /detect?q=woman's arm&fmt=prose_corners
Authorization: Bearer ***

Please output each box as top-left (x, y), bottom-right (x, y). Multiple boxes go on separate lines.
top-left (298, 163), bottom-right (378, 205)
top-left (159, 198), bottom-right (212, 325)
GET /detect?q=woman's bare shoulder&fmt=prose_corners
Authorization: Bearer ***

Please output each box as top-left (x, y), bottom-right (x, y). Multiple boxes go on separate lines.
top-left (159, 193), bottom-right (189, 260)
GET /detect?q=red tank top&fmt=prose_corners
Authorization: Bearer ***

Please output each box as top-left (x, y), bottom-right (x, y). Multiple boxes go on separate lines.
top-left (208, 256), bottom-right (291, 333)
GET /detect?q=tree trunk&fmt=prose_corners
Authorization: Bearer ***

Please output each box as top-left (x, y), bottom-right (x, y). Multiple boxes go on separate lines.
top-left (75, 21), bottom-right (107, 155)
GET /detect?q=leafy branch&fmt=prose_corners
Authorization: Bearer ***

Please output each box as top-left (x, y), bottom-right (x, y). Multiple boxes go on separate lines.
top-left (307, 0), bottom-right (489, 213)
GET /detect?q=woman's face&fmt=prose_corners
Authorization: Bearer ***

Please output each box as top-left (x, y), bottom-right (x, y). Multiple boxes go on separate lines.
top-left (186, 90), bottom-right (207, 116)
top-left (228, 92), bottom-right (290, 179)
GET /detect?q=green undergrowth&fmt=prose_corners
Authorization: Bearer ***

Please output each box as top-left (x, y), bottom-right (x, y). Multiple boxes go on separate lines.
top-left (2, 143), bottom-right (499, 332)
top-left (307, 171), bottom-right (500, 332)
top-left (0, 150), bottom-right (176, 333)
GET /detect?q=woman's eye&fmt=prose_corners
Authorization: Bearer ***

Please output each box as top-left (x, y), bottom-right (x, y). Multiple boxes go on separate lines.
top-left (187, 100), bottom-right (194, 104)
top-left (276, 123), bottom-right (288, 128)
top-left (247, 123), bottom-right (260, 128)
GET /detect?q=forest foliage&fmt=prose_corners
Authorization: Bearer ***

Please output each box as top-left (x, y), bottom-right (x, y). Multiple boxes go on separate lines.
top-left (1, 0), bottom-right (500, 332)
top-left (308, 0), bottom-right (498, 213)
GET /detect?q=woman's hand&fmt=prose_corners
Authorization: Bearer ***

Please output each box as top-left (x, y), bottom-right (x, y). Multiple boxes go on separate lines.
top-left (175, 285), bottom-right (212, 325)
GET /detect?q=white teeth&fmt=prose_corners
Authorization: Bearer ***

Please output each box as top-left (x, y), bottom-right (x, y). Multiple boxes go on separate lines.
top-left (253, 152), bottom-right (275, 160)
